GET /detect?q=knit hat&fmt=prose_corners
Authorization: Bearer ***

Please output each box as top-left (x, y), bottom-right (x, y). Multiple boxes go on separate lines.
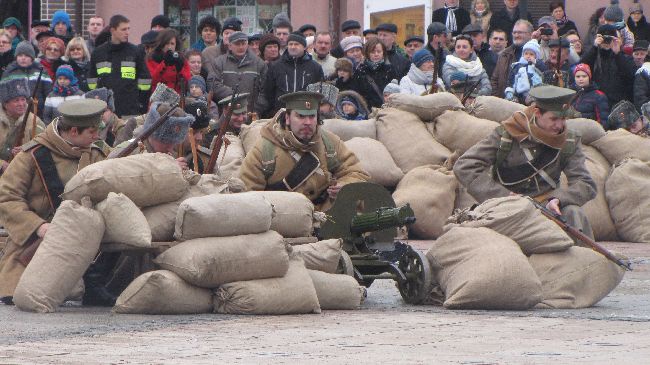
top-left (85, 87), bottom-right (115, 112)
top-left (630, 0), bottom-right (643, 14)
top-left (340, 96), bottom-right (356, 107)
top-left (334, 57), bottom-right (353, 73)
top-left (55, 64), bottom-right (77, 85)
top-left (145, 102), bottom-right (194, 145)
top-left (522, 39), bottom-right (541, 59)
top-left (222, 17), bottom-right (242, 32)
top-left (51, 10), bottom-right (72, 32)
top-left (272, 12), bottom-right (291, 29)
top-left (412, 49), bottom-right (434, 68)
top-left (184, 99), bottom-right (210, 130)
top-left (573, 63), bottom-right (592, 79)
top-left (2, 17), bottom-right (22, 31)
top-left (150, 15), bottom-right (170, 29)
top-left (149, 83), bottom-right (181, 105)
top-left (259, 34), bottom-right (281, 54)
top-left (198, 15), bottom-right (220, 33)
top-left (339, 35), bottom-right (363, 52)
top-left (450, 71), bottom-right (468, 84)
top-left (188, 75), bottom-right (206, 94)
top-left (15, 40), bottom-right (35, 59)
top-left (604, 0), bottom-right (624, 22)
top-left (0, 77), bottom-right (30, 104)
top-left (383, 79), bottom-right (400, 94)
top-left (306, 82), bottom-right (339, 107)
top-left (287, 33), bottom-right (306, 48)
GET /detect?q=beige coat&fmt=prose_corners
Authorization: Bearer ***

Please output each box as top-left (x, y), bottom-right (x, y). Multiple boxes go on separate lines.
top-left (0, 106), bottom-right (45, 166)
top-left (240, 111), bottom-right (369, 211)
top-left (0, 122), bottom-right (107, 297)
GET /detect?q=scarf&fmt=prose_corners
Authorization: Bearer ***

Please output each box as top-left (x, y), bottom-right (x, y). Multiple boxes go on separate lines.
top-left (52, 83), bottom-right (79, 96)
top-left (445, 5), bottom-right (459, 33)
top-left (366, 59), bottom-right (385, 71)
top-left (502, 106), bottom-right (567, 149)
top-left (445, 54), bottom-right (484, 77)
top-left (33, 120), bottom-right (94, 172)
top-left (407, 63), bottom-right (433, 86)
top-left (555, 15), bottom-right (568, 28)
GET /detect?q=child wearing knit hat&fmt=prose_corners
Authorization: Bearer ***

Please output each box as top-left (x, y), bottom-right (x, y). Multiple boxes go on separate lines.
top-left (505, 39), bottom-right (545, 104)
top-left (571, 63), bottom-right (610, 128)
top-left (43, 64), bottom-right (84, 124)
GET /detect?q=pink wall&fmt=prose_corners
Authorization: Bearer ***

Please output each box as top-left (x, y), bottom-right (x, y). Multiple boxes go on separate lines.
top-left (96, 0), bottom-right (161, 45)
top-left (290, 0), bottom-right (364, 33)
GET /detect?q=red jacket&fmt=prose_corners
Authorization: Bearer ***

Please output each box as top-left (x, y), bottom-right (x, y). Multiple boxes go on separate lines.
top-left (146, 58), bottom-right (191, 95)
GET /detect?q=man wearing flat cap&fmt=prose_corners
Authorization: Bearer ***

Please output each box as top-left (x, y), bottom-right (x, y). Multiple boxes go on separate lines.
top-left (240, 91), bottom-right (368, 211)
top-left (0, 99), bottom-right (110, 305)
top-left (454, 85), bottom-right (597, 240)
top-left (202, 17), bottom-right (243, 80)
top-left (376, 23), bottom-right (410, 78)
top-left (403, 36), bottom-right (425, 60)
top-left (542, 38), bottom-right (573, 87)
top-left (425, 22), bottom-right (451, 70)
top-left (331, 20), bottom-right (361, 58)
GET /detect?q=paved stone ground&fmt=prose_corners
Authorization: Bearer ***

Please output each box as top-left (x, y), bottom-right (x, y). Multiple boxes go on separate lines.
top-left (0, 241), bottom-right (648, 364)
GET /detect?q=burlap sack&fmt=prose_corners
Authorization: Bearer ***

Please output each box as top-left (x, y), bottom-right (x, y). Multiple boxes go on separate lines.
top-left (96, 192), bottom-right (152, 247)
top-left (308, 270), bottom-right (365, 310)
top-left (154, 231), bottom-right (289, 288)
top-left (174, 192), bottom-right (273, 240)
top-left (591, 129), bottom-right (650, 165)
top-left (582, 146), bottom-right (619, 241)
top-left (214, 254), bottom-right (321, 314)
top-left (253, 191), bottom-right (314, 238)
top-left (113, 270), bottom-right (213, 314)
top-left (566, 118), bottom-right (606, 145)
top-left (344, 137), bottom-right (404, 187)
top-left (529, 246), bottom-right (625, 309)
top-left (386, 92), bottom-right (464, 121)
top-left (292, 239), bottom-right (342, 273)
top-left (467, 95), bottom-right (525, 122)
top-left (66, 279), bottom-right (85, 302)
top-left (213, 133), bottom-right (245, 179)
top-left (605, 158), bottom-right (650, 243)
top-left (426, 227), bottom-right (542, 310)
top-left (445, 196), bottom-right (573, 255)
top-left (376, 108), bottom-right (451, 173)
top-left (393, 165), bottom-right (457, 239)
top-left (433, 110), bottom-right (499, 154)
top-left (62, 153), bottom-right (189, 207)
top-left (240, 119), bottom-right (271, 155)
top-left (14, 198), bottom-right (104, 313)
top-left (322, 118), bottom-right (377, 140)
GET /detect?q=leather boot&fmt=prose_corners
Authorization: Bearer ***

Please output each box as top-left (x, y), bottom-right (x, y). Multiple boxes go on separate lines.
top-left (82, 253), bottom-right (119, 307)
top-left (0, 296), bottom-right (13, 305)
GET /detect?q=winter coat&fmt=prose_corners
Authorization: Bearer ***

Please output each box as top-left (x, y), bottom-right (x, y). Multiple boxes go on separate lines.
top-left (634, 62), bottom-right (650, 111)
top-left (476, 42), bottom-right (498, 78)
top-left (329, 73), bottom-right (355, 93)
top-left (557, 20), bottom-right (578, 37)
top-left (628, 15), bottom-right (650, 42)
top-left (263, 51), bottom-right (324, 117)
top-left (470, 11), bottom-right (492, 35)
top-left (43, 88), bottom-right (84, 124)
top-left (386, 47), bottom-right (410, 79)
top-left (351, 59), bottom-right (397, 108)
top-left (571, 83), bottom-right (610, 127)
top-left (580, 47), bottom-right (637, 107)
top-left (0, 50), bottom-right (13, 75)
top-left (65, 58), bottom-right (91, 92)
top-left (442, 52), bottom-right (492, 96)
top-left (335, 90), bottom-right (369, 120)
top-left (432, 7), bottom-right (471, 37)
top-left (488, 8), bottom-right (533, 45)
top-left (210, 49), bottom-right (268, 115)
top-left (505, 60), bottom-right (545, 102)
top-left (0, 106), bottom-right (45, 167)
top-left (399, 63), bottom-right (445, 95)
top-left (542, 60), bottom-right (574, 89)
top-left (311, 52), bottom-right (337, 77)
top-left (490, 44), bottom-right (520, 97)
top-left (146, 52), bottom-right (192, 95)
top-left (1, 61), bottom-right (53, 119)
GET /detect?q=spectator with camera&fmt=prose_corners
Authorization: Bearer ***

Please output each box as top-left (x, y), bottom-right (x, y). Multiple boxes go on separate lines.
top-left (146, 29), bottom-right (191, 95)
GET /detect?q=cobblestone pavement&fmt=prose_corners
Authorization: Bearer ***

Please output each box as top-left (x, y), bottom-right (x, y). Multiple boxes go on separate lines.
top-left (0, 242), bottom-right (648, 364)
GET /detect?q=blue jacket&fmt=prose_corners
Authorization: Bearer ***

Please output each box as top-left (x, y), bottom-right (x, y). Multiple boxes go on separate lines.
top-left (571, 83), bottom-right (610, 128)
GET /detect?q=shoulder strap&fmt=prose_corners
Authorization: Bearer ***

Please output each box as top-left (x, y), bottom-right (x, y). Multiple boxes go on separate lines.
top-left (494, 125), bottom-right (513, 170)
top-left (260, 138), bottom-right (276, 180)
top-left (364, 75), bottom-right (383, 101)
top-left (30, 146), bottom-right (65, 211)
top-left (320, 132), bottom-right (340, 173)
top-left (559, 130), bottom-right (577, 166)
top-left (21, 140), bottom-right (40, 152)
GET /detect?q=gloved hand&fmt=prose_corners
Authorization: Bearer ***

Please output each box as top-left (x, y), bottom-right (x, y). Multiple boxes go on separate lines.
top-left (163, 50), bottom-right (177, 66)
top-left (530, 72), bottom-right (542, 87)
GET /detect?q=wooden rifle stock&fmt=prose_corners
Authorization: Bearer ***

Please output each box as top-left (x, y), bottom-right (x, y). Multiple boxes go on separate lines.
top-left (13, 69), bottom-right (44, 159)
top-left (554, 43), bottom-right (564, 88)
top-left (206, 84), bottom-right (239, 173)
top-left (428, 43), bottom-right (442, 94)
top-left (112, 103), bottom-right (180, 158)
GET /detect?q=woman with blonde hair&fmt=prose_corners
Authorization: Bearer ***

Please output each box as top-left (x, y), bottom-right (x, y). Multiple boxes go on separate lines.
top-left (0, 30), bottom-right (13, 74)
top-left (470, 0), bottom-right (492, 35)
top-left (63, 36), bottom-right (91, 91)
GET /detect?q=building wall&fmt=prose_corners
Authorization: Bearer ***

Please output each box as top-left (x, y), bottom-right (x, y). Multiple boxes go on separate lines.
top-left (95, 0), bottom-right (161, 45)
top-left (41, 0), bottom-right (98, 36)
top-left (290, 0), bottom-right (363, 35)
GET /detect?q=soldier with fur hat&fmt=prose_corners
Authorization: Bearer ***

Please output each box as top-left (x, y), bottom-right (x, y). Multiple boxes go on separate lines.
top-left (0, 99), bottom-right (109, 305)
top-left (240, 91), bottom-right (368, 211)
top-left (307, 82), bottom-right (338, 119)
top-left (609, 100), bottom-right (649, 136)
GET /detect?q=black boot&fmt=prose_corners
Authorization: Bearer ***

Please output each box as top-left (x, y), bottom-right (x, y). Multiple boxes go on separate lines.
top-left (0, 296), bottom-right (13, 305)
top-left (82, 253), bottom-right (119, 307)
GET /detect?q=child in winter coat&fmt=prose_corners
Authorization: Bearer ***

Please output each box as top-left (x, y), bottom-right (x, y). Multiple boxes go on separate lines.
top-left (571, 63), bottom-right (610, 128)
top-left (505, 39), bottom-right (544, 104)
top-left (335, 90), bottom-right (369, 120)
top-left (184, 75), bottom-right (218, 119)
top-left (43, 64), bottom-right (84, 124)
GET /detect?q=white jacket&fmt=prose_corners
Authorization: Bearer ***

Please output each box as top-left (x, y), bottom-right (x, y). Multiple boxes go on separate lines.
top-left (399, 64), bottom-right (445, 95)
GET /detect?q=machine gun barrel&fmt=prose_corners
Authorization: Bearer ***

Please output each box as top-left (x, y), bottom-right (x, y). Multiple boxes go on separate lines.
top-left (350, 204), bottom-right (416, 236)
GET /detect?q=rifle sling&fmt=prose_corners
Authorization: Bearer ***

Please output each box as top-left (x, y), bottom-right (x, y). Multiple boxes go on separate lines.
top-left (267, 152), bottom-right (320, 191)
top-left (31, 146), bottom-right (64, 211)
top-left (496, 144), bottom-right (560, 185)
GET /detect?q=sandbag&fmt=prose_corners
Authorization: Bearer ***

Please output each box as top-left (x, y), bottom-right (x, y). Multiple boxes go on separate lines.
top-left (566, 118), bottom-right (606, 145)
top-left (174, 192), bottom-right (273, 240)
top-left (386, 92), bottom-right (464, 121)
top-left (292, 239), bottom-right (342, 273)
top-left (445, 196), bottom-right (573, 255)
top-left (426, 227), bottom-right (542, 310)
top-left (591, 129), bottom-right (650, 165)
top-left (467, 95), bottom-right (525, 122)
top-left (240, 119), bottom-right (271, 155)
top-left (62, 153), bottom-right (189, 207)
top-left (253, 191), bottom-right (314, 238)
top-left (344, 137), bottom-right (403, 187)
top-left (376, 108), bottom-right (451, 173)
top-left (605, 158), bottom-right (650, 243)
top-left (322, 118), bottom-right (377, 140)
top-left (13, 198), bottom-right (104, 313)
top-left (393, 165), bottom-right (456, 239)
top-left (433, 110), bottom-right (499, 154)
top-left (96, 192), bottom-right (152, 247)
top-left (213, 133), bottom-right (244, 179)
top-left (308, 270), bottom-right (365, 310)
top-left (154, 231), bottom-right (289, 288)
top-left (113, 270), bottom-right (213, 314)
top-left (582, 146), bottom-right (619, 241)
top-left (529, 246), bottom-right (625, 309)
top-left (214, 254), bottom-right (321, 315)
top-left (454, 183), bottom-right (478, 211)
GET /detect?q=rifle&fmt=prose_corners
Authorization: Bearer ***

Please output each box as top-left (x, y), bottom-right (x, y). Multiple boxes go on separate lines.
top-left (528, 198), bottom-right (632, 271)
top-left (427, 42), bottom-right (442, 94)
top-left (13, 69), bottom-right (44, 158)
top-left (206, 84), bottom-right (239, 173)
top-left (461, 79), bottom-right (482, 104)
top-left (554, 42), bottom-right (564, 88)
top-left (248, 76), bottom-right (259, 122)
top-left (112, 103), bottom-right (180, 158)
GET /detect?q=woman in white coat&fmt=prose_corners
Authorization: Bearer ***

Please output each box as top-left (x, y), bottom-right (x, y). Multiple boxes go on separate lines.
top-left (399, 49), bottom-right (445, 95)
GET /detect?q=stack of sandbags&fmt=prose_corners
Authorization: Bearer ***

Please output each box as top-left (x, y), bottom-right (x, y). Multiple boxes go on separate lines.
top-left (431, 110), bottom-right (499, 154)
top-left (605, 158), bottom-right (650, 243)
top-left (566, 118), bottom-right (606, 145)
top-left (308, 270), bottom-right (366, 310)
top-left (292, 239), bottom-right (342, 273)
top-left (466, 95), bottom-right (525, 122)
top-left (240, 119), bottom-right (271, 155)
top-left (376, 108), bottom-right (451, 173)
top-left (581, 146), bottom-right (619, 241)
top-left (591, 129), bottom-right (650, 165)
top-left (386, 92), bottom-right (464, 122)
top-left (344, 137), bottom-right (404, 187)
top-left (322, 118), bottom-right (377, 140)
top-left (426, 227), bottom-right (543, 309)
top-left (393, 165), bottom-right (457, 239)
top-left (253, 191), bottom-right (316, 238)
top-left (212, 133), bottom-right (245, 179)
top-left (96, 192), bottom-right (152, 247)
top-left (14, 198), bottom-right (105, 312)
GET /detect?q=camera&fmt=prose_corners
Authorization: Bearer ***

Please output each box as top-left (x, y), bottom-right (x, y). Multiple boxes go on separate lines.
top-left (540, 28), bottom-right (553, 36)
top-left (603, 35), bottom-right (615, 44)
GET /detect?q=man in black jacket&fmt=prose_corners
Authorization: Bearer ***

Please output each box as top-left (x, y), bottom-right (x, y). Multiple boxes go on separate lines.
top-left (488, 0), bottom-right (533, 45)
top-left (263, 33), bottom-right (324, 118)
top-left (376, 23), bottom-right (410, 79)
top-left (432, 0), bottom-right (470, 37)
top-left (462, 23), bottom-right (497, 78)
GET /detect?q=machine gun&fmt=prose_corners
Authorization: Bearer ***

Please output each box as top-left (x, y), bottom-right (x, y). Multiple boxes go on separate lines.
top-left (320, 182), bottom-right (433, 304)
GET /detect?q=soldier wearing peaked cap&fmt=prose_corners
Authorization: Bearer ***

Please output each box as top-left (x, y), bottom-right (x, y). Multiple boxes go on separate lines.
top-left (240, 91), bottom-right (369, 211)
top-left (0, 99), bottom-right (110, 305)
top-left (202, 92), bottom-right (250, 150)
top-left (454, 85), bottom-right (597, 240)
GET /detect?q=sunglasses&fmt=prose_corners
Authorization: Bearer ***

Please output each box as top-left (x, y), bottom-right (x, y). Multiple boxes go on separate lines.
top-left (46, 47), bottom-right (61, 52)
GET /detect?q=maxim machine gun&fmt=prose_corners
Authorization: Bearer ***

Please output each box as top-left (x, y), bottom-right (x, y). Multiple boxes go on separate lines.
top-left (319, 183), bottom-right (433, 304)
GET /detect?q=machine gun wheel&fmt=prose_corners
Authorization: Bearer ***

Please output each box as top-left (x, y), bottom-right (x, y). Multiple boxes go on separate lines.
top-left (397, 248), bottom-right (433, 305)
top-left (336, 251), bottom-right (354, 277)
